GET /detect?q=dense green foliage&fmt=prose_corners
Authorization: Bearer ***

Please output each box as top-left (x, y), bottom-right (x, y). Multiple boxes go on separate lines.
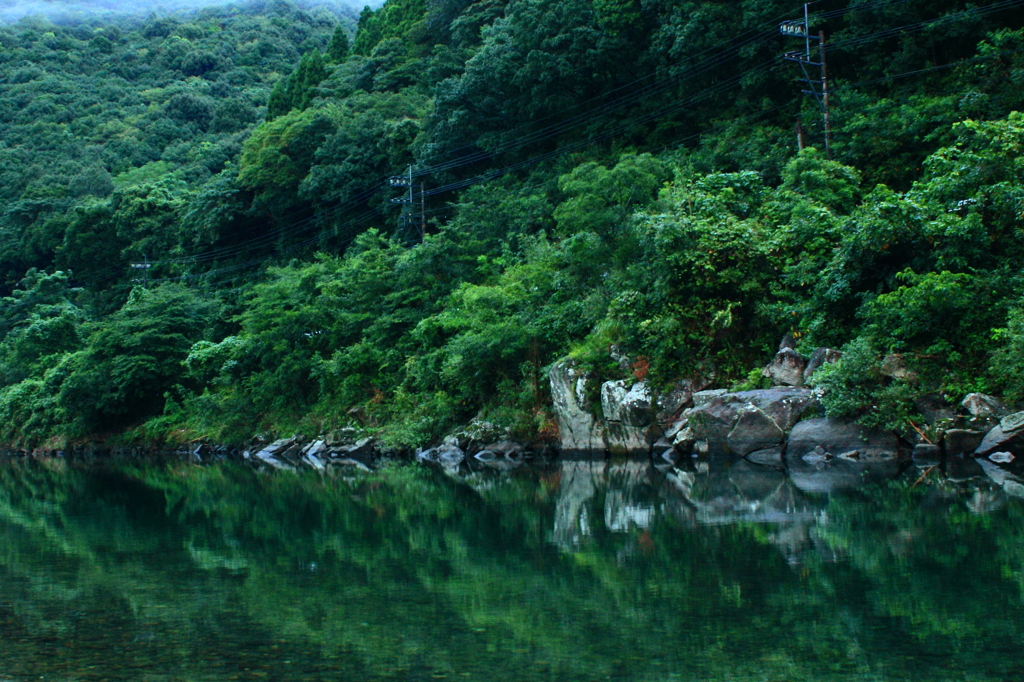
top-left (1, 0), bottom-right (1024, 447)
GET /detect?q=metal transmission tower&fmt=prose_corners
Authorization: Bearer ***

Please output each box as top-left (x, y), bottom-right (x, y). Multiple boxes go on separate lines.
top-left (388, 164), bottom-right (424, 242)
top-left (781, 4), bottom-right (831, 158)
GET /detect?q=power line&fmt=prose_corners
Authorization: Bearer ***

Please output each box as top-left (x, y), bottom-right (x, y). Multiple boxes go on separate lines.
top-left (76, 0), bottom-right (1024, 287)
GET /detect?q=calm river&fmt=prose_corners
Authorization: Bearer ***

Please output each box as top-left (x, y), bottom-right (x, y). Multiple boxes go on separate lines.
top-left (0, 454), bottom-right (1021, 681)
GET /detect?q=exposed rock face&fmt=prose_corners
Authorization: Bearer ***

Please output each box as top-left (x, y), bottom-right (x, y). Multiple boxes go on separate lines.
top-left (693, 389), bottom-right (728, 407)
top-left (732, 388), bottom-right (816, 432)
top-left (962, 393), bottom-right (1009, 418)
top-left (763, 348), bottom-right (807, 387)
top-left (549, 360), bottom-right (606, 453)
top-left (727, 405), bottom-right (785, 456)
top-left (687, 397), bottom-right (741, 443)
top-left (686, 388), bottom-right (815, 456)
top-left (601, 380), bottom-right (656, 455)
top-left (655, 373), bottom-right (713, 423)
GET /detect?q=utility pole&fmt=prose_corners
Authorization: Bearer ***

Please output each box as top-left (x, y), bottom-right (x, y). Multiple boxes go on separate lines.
top-left (781, 5), bottom-right (831, 158)
top-left (388, 164), bottom-right (420, 241)
top-left (129, 255), bottom-right (152, 286)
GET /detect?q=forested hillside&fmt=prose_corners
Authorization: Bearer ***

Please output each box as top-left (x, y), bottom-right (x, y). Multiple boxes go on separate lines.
top-left (1, 0), bottom-right (1023, 449)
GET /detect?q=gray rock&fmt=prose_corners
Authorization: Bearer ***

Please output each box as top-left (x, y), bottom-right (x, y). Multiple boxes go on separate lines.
top-left (779, 333), bottom-right (797, 351)
top-left (729, 388), bottom-right (815, 432)
top-left (663, 418), bottom-right (687, 440)
top-left (1000, 411), bottom-right (1024, 434)
top-left (655, 373), bottom-right (713, 422)
top-left (727, 404), bottom-right (785, 456)
top-left (762, 348), bottom-right (806, 387)
top-left (253, 438), bottom-right (298, 470)
top-left (683, 388), bottom-right (814, 453)
top-left (672, 426), bottom-right (696, 457)
top-left (962, 393), bottom-right (1009, 418)
top-left (693, 389), bottom-right (728, 407)
top-left (912, 443), bottom-right (942, 467)
top-left (601, 380), bottom-right (654, 426)
top-left (786, 418), bottom-right (899, 461)
top-left (687, 398), bottom-right (740, 443)
top-left (301, 440), bottom-right (327, 458)
top-left (989, 451), bottom-right (1016, 464)
top-left (944, 429), bottom-right (985, 457)
top-left (803, 347), bottom-right (842, 383)
top-left (974, 425), bottom-right (1024, 457)
top-left (417, 445), bottom-right (465, 469)
top-left (602, 380), bottom-right (656, 455)
top-left (549, 360), bottom-right (606, 452)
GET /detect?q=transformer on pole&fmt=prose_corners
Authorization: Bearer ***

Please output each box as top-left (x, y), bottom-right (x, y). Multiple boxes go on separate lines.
top-left (781, 5), bottom-right (832, 159)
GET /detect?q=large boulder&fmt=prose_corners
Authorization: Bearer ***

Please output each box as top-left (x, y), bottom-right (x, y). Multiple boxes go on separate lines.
top-left (974, 412), bottom-right (1024, 456)
top-left (730, 388), bottom-right (816, 432)
top-left (962, 393), bottom-right (1009, 418)
top-left (786, 417), bottom-right (900, 462)
top-left (686, 388), bottom-right (815, 455)
top-left (601, 379), bottom-right (657, 455)
top-left (601, 380), bottom-right (653, 426)
top-left (727, 405), bottom-right (785, 456)
top-left (655, 371), bottom-right (714, 423)
top-left (762, 348), bottom-right (806, 387)
top-left (550, 360), bottom-right (606, 453)
top-left (786, 418), bottom-right (900, 492)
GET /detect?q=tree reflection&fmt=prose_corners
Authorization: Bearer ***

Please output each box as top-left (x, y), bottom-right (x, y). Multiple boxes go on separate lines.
top-left (0, 457), bottom-right (1021, 681)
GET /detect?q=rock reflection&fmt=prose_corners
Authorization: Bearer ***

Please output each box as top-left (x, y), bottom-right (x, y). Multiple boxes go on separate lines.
top-left (2, 456), bottom-right (1024, 681)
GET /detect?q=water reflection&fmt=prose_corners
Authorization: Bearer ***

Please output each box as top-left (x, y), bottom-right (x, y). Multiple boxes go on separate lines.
top-left (0, 455), bottom-right (1022, 681)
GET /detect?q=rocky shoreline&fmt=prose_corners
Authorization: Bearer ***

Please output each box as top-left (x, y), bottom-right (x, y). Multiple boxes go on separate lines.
top-left (5, 340), bottom-right (1024, 497)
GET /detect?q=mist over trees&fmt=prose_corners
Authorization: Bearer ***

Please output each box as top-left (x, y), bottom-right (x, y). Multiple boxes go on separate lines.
top-left (0, 0), bottom-right (376, 24)
top-left (0, 0), bottom-right (1022, 449)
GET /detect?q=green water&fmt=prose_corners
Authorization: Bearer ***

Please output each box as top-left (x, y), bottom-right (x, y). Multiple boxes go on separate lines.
top-left (0, 455), bottom-right (1022, 682)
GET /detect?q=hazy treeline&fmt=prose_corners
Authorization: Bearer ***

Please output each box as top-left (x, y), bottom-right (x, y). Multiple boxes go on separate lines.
top-left (0, 0), bottom-right (372, 23)
top-left (0, 0), bottom-right (1023, 448)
